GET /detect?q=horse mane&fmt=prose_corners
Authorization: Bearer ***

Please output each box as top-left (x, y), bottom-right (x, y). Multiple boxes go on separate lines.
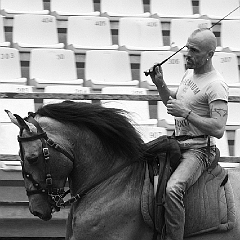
top-left (36, 101), bottom-right (145, 161)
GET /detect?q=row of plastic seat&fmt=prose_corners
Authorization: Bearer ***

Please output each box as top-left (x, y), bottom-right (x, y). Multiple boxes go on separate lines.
top-left (2, 14), bottom-right (240, 52)
top-left (1, 0), bottom-right (240, 20)
top-left (1, 83), bottom-right (240, 127)
top-left (0, 47), bottom-right (239, 89)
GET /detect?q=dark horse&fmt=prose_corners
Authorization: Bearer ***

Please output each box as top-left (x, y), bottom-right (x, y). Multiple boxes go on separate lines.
top-left (6, 101), bottom-right (240, 240)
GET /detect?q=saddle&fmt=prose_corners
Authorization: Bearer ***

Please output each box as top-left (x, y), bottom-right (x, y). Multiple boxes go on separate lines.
top-left (142, 135), bottom-right (236, 239)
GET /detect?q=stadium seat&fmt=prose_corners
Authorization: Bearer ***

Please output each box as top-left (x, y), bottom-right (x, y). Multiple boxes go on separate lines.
top-left (0, 84), bottom-right (35, 122)
top-left (100, 0), bottom-right (150, 18)
top-left (118, 17), bottom-right (169, 51)
top-left (157, 101), bottom-right (175, 127)
top-left (43, 85), bottom-right (91, 105)
top-left (0, 0), bottom-right (49, 17)
top-left (222, 88), bottom-right (240, 127)
top-left (234, 128), bottom-right (240, 157)
top-left (140, 51), bottom-right (185, 90)
top-left (0, 122), bottom-right (19, 155)
top-left (217, 20), bottom-right (240, 52)
top-left (215, 131), bottom-right (230, 157)
top-left (85, 50), bottom-right (139, 90)
top-left (0, 48), bottom-right (27, 84)
top-left (212, 51), bottom-right (240, 88)
top-left (136, 126), bottom-right (167, 143)
top-left (101, 87), bottom-right (157, 126)
top-left (199, 0), bottom-right (240, 19)
top-left (170, 18), bottom-right (212, 48)
top-left (50, 0), bottom-right (100, 20)
top-left (0, 16), bottom-right (10, 47)
top-left (150, 0), bottom-right (197, 18)
top-left (29, 48), bottom-right (83, 88)
top-left (12, 14), bottom-right (64, 51)
top-left (227, 102), bottom-right (240, 126)
top-left (67, 16), bottom-right (118, 53)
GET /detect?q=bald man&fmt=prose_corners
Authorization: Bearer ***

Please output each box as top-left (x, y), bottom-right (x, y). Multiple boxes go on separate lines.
top-left (150, 28), bottom-right (228, 240)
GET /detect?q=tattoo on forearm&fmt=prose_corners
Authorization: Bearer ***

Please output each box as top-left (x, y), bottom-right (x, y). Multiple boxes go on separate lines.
top-left (211, 108), bottom-right (228, 117)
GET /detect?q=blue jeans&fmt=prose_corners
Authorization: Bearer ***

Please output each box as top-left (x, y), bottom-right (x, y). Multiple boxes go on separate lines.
top-left (164, 146), bottom-right (216, 240)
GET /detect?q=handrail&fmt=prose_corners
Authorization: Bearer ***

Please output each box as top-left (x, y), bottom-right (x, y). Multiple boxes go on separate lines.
top-left (0, 92), bottom-right (240, 102)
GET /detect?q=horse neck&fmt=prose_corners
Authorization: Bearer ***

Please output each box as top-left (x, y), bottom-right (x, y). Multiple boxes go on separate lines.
top-left (68, 128), bottom-right (146, 198)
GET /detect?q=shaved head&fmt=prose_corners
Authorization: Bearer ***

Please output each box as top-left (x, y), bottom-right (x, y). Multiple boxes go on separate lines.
top-left (188, 28), bottom-right (217, 52)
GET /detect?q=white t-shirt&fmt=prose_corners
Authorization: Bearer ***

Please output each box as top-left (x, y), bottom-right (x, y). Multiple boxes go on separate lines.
top-left (175, 69), bottom-right (229, 148)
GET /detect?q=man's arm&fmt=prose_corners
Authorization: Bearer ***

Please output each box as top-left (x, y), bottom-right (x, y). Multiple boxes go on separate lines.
top-left (167, 99), bottom-right (228, 139)
top-left (149, 65), bottom-right (176, 105)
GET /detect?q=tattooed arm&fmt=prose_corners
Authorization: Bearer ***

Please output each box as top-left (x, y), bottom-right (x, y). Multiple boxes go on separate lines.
top-left (184, 100), bottom-right (228, 139)
top-left (166, 99), bottom-right (228, 138)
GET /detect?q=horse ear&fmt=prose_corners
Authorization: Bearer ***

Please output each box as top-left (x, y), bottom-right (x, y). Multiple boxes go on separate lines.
top-left (5, 110), bottom-right (37, 133)
top-left (14, 114), bottom-right (37, 133)
top-left (5, 110), bottom-right (23, 128)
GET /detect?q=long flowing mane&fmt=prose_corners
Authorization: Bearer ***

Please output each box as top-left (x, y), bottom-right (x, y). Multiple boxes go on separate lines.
top-left (36, 101), bottom-right (145, 161)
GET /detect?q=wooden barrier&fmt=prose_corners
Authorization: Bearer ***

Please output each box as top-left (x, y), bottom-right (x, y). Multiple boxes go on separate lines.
top-left (0, 92), bottom-right (239, 237)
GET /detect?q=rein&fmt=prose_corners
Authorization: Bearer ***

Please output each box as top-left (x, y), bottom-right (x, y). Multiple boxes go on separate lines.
top-left (18, 114), bottom-right (141, 210)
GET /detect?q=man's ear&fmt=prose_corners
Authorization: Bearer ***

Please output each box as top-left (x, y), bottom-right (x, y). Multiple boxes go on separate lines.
top-left (208, 50), bottom-right (214, 59)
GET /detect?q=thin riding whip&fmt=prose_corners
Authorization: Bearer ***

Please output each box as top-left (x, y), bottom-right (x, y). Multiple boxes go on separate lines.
top-left (144, 5), bottom-right (240, 76)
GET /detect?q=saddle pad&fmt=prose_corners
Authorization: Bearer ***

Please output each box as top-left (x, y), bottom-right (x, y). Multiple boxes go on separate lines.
top-left (184, 164), bottom-right (236, 237)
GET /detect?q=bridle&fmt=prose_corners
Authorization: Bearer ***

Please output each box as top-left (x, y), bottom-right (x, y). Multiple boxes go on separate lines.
top-left (18, 114), bottom-right (74, 211)
top-left (18, 113), bottom-right (141, 211)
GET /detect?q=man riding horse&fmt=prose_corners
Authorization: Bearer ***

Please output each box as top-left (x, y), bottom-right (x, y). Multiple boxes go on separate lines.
top-left (150, 29), bottom-right (228, 240)
top-left (149, 28), bottom-right (228, 240)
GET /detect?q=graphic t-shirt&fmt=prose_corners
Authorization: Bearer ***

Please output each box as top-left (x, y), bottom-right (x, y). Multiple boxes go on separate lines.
top-left (175, 69), bottom-right (228, 148)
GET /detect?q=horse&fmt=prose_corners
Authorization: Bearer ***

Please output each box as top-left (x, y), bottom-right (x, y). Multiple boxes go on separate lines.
top-left (6, 101), bottom-right (240, 240)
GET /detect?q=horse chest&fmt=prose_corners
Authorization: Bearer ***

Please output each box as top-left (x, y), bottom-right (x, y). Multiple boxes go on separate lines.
top-left (67, 193), bottom-right (153, 240)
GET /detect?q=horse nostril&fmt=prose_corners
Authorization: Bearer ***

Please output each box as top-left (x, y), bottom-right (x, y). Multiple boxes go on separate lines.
top-left (26, 157), bottom-right (38, 164)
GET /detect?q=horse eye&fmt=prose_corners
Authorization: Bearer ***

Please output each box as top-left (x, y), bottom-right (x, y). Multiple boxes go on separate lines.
top-left (26, 157), bottom-right (39, 164)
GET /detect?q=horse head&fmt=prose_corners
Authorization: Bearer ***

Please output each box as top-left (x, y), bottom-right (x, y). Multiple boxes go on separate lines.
top-left (5, 110), bottom-right (73, 221)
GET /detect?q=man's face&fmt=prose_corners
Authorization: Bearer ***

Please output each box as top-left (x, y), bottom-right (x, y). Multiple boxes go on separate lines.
top-left (185, 36), bottom-right (209, 70)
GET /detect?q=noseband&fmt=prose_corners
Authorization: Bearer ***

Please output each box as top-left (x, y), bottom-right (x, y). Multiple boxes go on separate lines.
top-left (18, 114), bottom-right (74, 210)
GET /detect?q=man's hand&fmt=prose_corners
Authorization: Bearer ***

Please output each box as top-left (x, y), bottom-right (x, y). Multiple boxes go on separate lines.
top-left (149, 64), bottom-right (164, 87)
top-left (166, 97), bottom-right (189, 118)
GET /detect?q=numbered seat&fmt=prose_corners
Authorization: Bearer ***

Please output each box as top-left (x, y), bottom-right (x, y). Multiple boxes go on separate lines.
top-left (101, 87), bottom-right (157, 126)
top-left (0, 16), bottom-right (10, 47)
top-left (85, 50), bottom-right (139, 90)
top-left (150, 0), bottom-right (197, 18)
top-left (140, 51), bottom-right (185, 90)
top-left (50, 0), bottom-right (99, 20)
top-left (199, 0), bottom-right (240, 19)
top-left (217, 20), bottom-right (240, 52)
top-left (170, 18), bottom-right (212, 48)
top-left (43, 85), bottom-right (91, 105)
top-left (100, 0), bottom-right (150, 18)
top-left (67, 16), bottom-right (118, 53)
top-left (212, 51), bottom-right (240, 88)
top-left (234, 128), bottom-right (240, 157)
top-left (118, 17), bottom-right (168, 51)
top-left (29, 48), bottom-right (83, 88)
top-left (136, 126), bottom-right (167, 143)
top-left (0, 48), bottom-right (27, 84)
top-left (0, 0), bottom-right (49, 17)
top-left (0, 84), bottom-right (35, 122)
top-left (13, 14), bottom-right (64, 51)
